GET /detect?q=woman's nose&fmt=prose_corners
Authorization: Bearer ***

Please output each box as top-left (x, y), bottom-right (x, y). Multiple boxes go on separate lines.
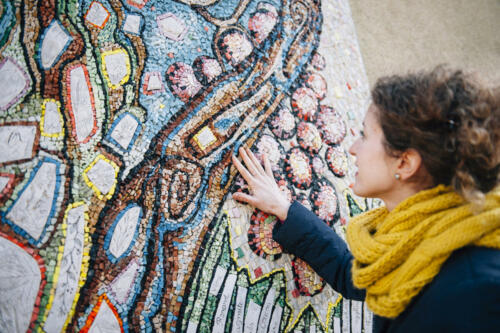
top-left (348, 139), bottom-right (359, 156)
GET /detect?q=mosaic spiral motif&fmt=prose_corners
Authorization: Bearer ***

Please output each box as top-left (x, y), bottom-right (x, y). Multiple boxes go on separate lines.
top-left (0, 0), bottom-right (373, 332)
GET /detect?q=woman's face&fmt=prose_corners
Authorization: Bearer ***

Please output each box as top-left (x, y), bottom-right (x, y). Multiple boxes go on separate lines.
top-left (349, 104), bottom-right (400, 199)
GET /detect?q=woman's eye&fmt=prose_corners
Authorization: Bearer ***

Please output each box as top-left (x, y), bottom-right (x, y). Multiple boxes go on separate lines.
top-left (360, 130), bottom-right (365, 138)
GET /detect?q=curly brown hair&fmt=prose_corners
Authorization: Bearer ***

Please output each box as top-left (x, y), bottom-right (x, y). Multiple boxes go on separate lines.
top-left (371, 65), bottom-right (500, 203)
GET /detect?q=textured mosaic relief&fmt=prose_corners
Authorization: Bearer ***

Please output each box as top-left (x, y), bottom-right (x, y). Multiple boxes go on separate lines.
top-left (0, 0), bottom-right (374, 332)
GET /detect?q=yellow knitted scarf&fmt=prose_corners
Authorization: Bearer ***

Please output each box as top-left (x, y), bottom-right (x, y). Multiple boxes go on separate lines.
top-left (346, 184), bottom-right (500, 318)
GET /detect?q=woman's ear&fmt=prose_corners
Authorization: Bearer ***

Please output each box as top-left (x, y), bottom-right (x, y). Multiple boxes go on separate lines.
top-left (396, 148), bottom-right (423, 181)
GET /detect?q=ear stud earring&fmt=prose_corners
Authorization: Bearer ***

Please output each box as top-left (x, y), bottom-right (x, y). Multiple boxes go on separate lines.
top-left (395, 173), bottom-right (401, 180)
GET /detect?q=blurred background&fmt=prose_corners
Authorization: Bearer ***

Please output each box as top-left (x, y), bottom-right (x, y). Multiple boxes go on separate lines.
top-left (349, 0), bottom-right (500, 86)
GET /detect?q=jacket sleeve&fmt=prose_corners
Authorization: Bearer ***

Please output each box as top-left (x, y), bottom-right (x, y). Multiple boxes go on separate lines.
top-left (272, 201), bottom-right (366, 301)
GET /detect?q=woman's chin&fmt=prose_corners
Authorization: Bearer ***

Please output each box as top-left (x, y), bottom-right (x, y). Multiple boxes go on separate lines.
top-left (351, 183), bottom-right (372, 199)
top-left (351, 183), bottom-right (363, 197)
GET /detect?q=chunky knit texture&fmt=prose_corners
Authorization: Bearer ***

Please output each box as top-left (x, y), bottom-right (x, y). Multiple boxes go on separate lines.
top-left (346, 184), bottom-right (500, 318)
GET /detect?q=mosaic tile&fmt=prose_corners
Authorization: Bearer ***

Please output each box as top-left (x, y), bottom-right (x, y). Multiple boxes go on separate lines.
top-left (0, 234), bottom-right (45, 333)
top-left (0, 57), bottom-right (30, 111)
top-left (244, 300), bottom-right (261, 333)
top-left (122, 13), bottom-right (142, 36)
top-left (217, 28), bottom-right (253, 66)
top-left (38, 20), bottom-right (73, 70)
top-left (108, 258), bottom-right (141, 304)
top-left (101, 49), bottom-right (131, 89)
top-left (156, 13), bottom-right (187, 41)
top-left (107, 112), bottom-right (141, 151)
top-left (326, 146), bottom-right (348, 178)
top-left (232, 286), bottom-right (248, 333)
top-left (66, 64), bottom-right (98, 143)
top-left (4, 157), bottom-right (63, 244)
top-left (269, 106), bottom-right (296, 140)
top-left (248, 5), bottom-right (278, 44)
top-left (127, 0), bottom-right (149, 10)
top-left (105, 204), bottom-right (142, 261)
top-left (292, 87), bottom-right (319, 121)
top-left (84, 294), bottom-right (123, 333)
top-left (166, 62), bottom-right (202, 103)
top-left (0, 174), bottom-right (14, 197)
top-left (0, 0), bottom-right (373, 331)
top-left (315, 105), bottom-right (347, 146)
top-left (0, 122), bottom-right (39, 165)
top-left (310, 179), bottom-right (340, 225)
top-left (292, 257), bottom-right (325, 296)
top-left (297, 121), bottom-right (323, 154)
top-left (40, 99), bottom-right (64, 138)
top-left (84, 1), bottom-right (111, 29)
top-left (43, 203), bottom-right (87, 333)
top-left (285, 148), bottom-right (313, 190)
top-left (193, 56), bottom-right (222, 85)
top-left (212, 273), bottom-right (237, 332)
top-left (142, 71), bottom-right (164, 95)
top-left (83, 155), bottom-right (118, 200)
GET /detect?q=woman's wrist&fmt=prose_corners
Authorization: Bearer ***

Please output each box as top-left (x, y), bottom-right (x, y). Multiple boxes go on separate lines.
top-left (274, 199), bottom-right (291, 221)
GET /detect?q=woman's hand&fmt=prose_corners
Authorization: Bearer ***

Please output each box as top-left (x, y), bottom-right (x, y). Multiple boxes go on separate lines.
top-left (232, 147), bottom-right (291, 221)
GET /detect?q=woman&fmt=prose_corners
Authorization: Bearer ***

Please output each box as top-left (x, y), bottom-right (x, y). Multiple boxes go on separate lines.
top-left (232, 66), bottom-right (500, 332)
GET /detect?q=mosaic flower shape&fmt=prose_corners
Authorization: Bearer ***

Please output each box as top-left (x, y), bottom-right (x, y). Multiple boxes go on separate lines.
top-left (305, 73), bottom-right (327, 100)
top-left (217, 29), bottom-right (253, 66)
top-left (311, 156), bottom-right (326, 177)
top-left (309, 179), bottom-right (339, 225)
top-left (269, 106), bottom-right (296, 139)
top-left (315, 105), bottom-right (346, 146)
top-left (292, 257), bottom-right (325, 296)
top-left (247, 176), bottom-right (292, 262)
top-left (232, 145), bottom-right (288, 195)
top-left (248, 6), bottom-right (278, 44)
top-left (257, 1), bottom-right (279, 15)
top-left (326, 146), bottom-right (348, 177)
top-left (247, 209), bottom-right (283, 261)
top-left (193, 56), bottom-right (222, 85)
top-left (297, 121), bottom-right (322, 153)
top-left (311, 52), bottom-right (326, 71)
top-left (285, 148), bottom-right (313, 189)
top-left (254, 134), bottom-right (285, 171)
top-left (291, 87), bottom-right (318, 121)
top-left (127, 0), bottom-right (149, 10)
top-left (276, 176), bottom-right (295, 202)
top-left (295, 193), bottom-right (312, 210)
top-left (165, 62), bottom-right (202, 103)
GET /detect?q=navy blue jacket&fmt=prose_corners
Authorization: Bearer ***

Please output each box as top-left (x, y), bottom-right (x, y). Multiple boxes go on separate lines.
top-left (273, 201), bottom-right (500, 332)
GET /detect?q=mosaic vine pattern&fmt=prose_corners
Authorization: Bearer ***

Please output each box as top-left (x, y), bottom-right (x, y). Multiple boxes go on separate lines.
top-left (0, 0), bottom-right (373, 332)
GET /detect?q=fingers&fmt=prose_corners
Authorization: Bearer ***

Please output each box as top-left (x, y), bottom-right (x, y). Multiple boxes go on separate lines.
top-left (263, 153), bottom-right (274, 178)
top-left (246, 147), bottom-right (267, 176)
top-left (232, 192), bottom-right (257, 206)
top-left (239, 147), bottom-right (260, 176)
top-left (232, 154), bottom-right (254, 184)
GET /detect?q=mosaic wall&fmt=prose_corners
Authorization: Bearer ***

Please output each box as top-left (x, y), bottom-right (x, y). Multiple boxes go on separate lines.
top-left (0, 0), bottom-right (374, 332)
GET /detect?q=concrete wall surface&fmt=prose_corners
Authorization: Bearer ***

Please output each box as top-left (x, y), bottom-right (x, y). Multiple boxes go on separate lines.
top-left (349, 0), bottom-right (500, 86)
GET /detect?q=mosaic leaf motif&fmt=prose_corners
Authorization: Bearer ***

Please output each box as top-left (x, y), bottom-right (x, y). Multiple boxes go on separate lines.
top-left (67, 64), bottom-right (98, 143)
top-left (107, 205), bottom-right (142, 260)
top-left (0, 0), bottom-right (374, 331)
top-left (0, 236), bottom-right (42, 333)
top-left (44, 204), bottom-right (86, 333)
